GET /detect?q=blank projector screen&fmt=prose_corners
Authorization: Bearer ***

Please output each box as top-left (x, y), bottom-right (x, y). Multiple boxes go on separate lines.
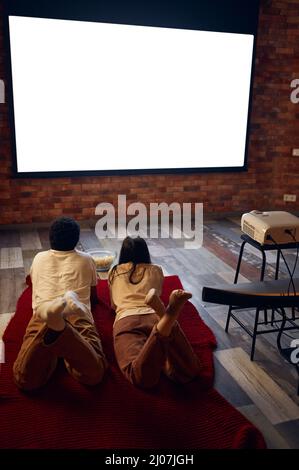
top-left (8, 15), bottom-right (254, 175)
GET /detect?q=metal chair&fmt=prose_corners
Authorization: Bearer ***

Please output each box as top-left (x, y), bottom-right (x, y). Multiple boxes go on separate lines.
top-left (226, 234), bottom-right (299, 360)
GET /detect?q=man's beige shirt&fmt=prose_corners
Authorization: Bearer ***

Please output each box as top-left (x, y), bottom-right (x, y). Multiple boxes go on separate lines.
top-left (30, 249), bottom-right (97, 313)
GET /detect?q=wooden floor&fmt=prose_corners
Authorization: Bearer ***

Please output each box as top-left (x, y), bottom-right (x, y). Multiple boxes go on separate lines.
top-left (0, 217), bottom-right (298, 448)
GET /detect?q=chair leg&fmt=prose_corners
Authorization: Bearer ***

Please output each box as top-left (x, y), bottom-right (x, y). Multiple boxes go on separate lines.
top-left (225, 306), bottom-right (232, 333)
top-left (226, 241), bottom-right (246, 334)
top-left (251, 308), bottom-right (260, 361)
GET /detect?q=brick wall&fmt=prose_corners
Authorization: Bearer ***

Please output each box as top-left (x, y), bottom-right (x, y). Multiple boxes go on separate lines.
top-left (0, 0), bottom-right (298, 224)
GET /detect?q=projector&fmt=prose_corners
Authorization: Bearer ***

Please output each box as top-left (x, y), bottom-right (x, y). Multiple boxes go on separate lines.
top-left (241, 211), bottom-right (299, 245)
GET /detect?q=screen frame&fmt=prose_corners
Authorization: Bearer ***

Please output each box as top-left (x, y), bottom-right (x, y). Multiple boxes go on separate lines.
top-left (3, 0), bottom-right (260, 179)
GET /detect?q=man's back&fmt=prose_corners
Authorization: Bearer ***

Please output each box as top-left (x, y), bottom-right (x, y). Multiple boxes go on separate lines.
top-left (30, 249), bottom-right (97, 312)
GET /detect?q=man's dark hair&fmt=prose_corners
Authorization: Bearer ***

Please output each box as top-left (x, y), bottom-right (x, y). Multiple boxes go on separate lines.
top-left (49, 217), bottom-right (80, 251)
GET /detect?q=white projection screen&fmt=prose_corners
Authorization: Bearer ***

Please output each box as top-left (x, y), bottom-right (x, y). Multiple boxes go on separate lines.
top-left (8, 15), bottom-right (255, 175)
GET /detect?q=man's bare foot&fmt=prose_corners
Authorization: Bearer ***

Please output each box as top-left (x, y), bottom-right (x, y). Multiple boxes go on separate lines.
top-left (38, 297), bottom-right (67, 331)
top-left (37, 291), bottom-right (90, 332)
top-left (64, 291), bottom-right (89, 317)
top-left (145, 288), bottom-right (166, 317)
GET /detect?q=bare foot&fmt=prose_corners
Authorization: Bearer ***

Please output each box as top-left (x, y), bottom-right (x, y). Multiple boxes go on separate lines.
top-left (156, 289), bottom-right (192, 337)
top-left (167, 289), bottom-right (192, 317)
top-left (38, 297), bottom-right (67, 331)
top-left (64, 291), bottom-right (89, 317)
top-left (145, 288), bottom-right (166, 317)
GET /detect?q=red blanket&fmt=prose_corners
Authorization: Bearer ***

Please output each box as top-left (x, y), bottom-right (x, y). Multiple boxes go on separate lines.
top-left (0, 275), bottom-right (266, 449)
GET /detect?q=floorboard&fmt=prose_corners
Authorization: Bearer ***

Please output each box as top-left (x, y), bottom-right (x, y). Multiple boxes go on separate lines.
top-left (216, 347), bottom-right (299, 425)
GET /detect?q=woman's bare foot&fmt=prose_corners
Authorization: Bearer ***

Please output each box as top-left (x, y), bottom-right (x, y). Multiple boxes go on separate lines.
top-left (167, 289), bottom-right (192, 316)
top-left (156, 289), bottom-right (192, 337)
top-left (145, 288), bottom-right (166, 317)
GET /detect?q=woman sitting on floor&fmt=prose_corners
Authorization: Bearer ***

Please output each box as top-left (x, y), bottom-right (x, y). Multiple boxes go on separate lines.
top-left (108, 236), bottom-right (202, 388)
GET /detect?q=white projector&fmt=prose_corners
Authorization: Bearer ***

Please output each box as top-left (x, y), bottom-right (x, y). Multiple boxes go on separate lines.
top-left (241, 211), bottom-right (299, 245)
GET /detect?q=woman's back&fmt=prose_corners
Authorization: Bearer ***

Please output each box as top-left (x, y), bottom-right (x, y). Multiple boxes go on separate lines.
top-left (109, 262), bottom-right (163, 320)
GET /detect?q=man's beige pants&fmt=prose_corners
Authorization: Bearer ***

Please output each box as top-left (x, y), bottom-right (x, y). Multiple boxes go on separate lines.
top-left (13, 309), bottom-right (107, 391)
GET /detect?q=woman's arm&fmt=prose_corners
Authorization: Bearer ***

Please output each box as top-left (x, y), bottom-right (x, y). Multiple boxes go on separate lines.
top-left (109, 287), bottom-right (116, 310)
top-left (156, 265), bottom-right (164, 297)
top-left (107, 268), bottom-right (116, 310)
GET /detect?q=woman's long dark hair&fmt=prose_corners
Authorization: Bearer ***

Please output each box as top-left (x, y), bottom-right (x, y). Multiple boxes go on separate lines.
top-left (109, 236), bottom-right (151, 284)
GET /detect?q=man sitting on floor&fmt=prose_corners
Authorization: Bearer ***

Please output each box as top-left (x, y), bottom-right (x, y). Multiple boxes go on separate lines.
top-left (13, 217), bottom-right (108, 391)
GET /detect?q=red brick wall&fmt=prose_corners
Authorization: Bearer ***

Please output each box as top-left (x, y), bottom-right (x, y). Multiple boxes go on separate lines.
top-left (0, 0), bottom-right (298, 224)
